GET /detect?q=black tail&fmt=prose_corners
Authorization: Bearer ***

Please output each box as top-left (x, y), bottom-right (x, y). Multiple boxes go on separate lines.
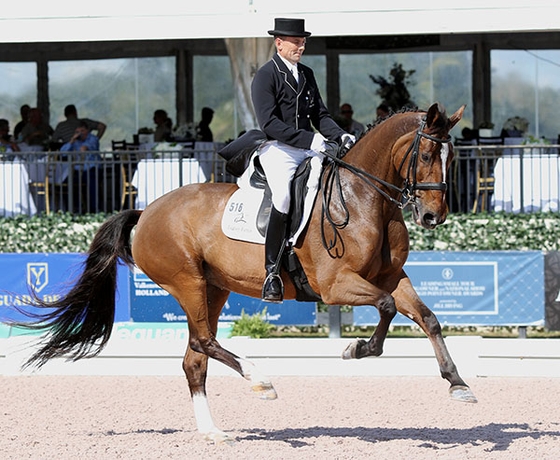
top-left (15, 210), bottom-right (142, 368)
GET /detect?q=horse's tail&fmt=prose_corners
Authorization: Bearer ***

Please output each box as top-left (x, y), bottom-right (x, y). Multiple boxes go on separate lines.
top-left (17, 210), bottom-right (142, 369)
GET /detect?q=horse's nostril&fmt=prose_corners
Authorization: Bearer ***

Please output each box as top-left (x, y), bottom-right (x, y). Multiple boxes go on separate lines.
top-left (422, 213), bottom-right (438, 228)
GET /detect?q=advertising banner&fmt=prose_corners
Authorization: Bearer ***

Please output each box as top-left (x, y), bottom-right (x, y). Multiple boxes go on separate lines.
top-left (354, 251), bottom-right (544, 326)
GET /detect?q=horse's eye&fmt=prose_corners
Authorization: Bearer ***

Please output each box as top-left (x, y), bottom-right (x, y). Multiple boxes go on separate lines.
top-left (421, 152), bottom-right (430, 162)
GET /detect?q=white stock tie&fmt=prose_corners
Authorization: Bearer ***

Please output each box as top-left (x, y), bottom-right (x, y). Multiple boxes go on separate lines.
top-left (292, 66), bottom-right (299, 83)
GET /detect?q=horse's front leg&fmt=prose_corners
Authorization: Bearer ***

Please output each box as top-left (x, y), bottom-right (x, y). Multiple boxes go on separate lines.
top-left (323, 274), bottom-right (397, 359)
top-left (393, 274), bottom-right (478, 403)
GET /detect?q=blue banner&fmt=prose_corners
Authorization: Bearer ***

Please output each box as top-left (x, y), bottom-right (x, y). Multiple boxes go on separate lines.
top-left (354, 251), bottom-right (544, 326)
top-left (221, 293), bottom-right (316, 325)
top-left (0, 253), bottom-right (130, 323)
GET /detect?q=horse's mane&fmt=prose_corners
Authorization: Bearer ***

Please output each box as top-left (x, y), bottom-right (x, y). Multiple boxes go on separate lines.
top-left (362, 106), bottom-right (423, 139)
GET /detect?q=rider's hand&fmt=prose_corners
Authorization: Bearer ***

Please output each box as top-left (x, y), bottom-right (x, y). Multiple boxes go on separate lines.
top-left (311, 133), bottom-right (327, 153)
top-left (341, 133), bottom-right (356, 149)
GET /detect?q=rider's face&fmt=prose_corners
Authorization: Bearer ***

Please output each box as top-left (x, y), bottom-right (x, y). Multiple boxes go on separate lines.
top-left (276, 36), bottom-right (306, 65)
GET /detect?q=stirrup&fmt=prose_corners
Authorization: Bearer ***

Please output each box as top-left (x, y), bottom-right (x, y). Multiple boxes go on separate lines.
top-left (262, 272), bottom-right (284, 303)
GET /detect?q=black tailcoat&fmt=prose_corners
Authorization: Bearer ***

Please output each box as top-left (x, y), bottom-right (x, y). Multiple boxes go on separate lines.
top-left (251, 54), bottom-right (345, 150)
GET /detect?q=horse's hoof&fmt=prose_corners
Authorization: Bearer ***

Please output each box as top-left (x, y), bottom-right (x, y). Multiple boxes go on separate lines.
top-left (252, 382), bottom-right (278, 400)
top-left (341, 339), bottom-right (363, 360)
top-left (203, 430), bottom-right (236, 445)
top-left (449, 385), bottom-right (478, 403)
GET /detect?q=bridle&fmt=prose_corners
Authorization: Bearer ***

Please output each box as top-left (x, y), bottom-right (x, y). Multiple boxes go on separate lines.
top-left (397, 116), bottom-right (451, 208)
top-left (320, 115), bottom-right (452, 257)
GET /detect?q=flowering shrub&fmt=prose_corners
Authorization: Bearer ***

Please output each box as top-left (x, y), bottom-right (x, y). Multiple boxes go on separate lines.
top-left (0, 212), bottom-right (108, 253)
top-left (406, 211), bottom-right (560, 251)
top-left (0, 211), bottom-right (558, 253)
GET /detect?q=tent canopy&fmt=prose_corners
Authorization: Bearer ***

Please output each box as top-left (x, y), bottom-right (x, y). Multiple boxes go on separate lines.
top-left (2, 1), bottom-right (559, 43)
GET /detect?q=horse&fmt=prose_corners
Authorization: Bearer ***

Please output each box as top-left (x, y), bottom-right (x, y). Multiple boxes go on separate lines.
top-left (16, 102), bottom-right (476, 443)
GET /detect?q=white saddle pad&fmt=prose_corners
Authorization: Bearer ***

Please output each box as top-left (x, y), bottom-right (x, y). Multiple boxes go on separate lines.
top-left (221, 154), bottom-right (323, 245)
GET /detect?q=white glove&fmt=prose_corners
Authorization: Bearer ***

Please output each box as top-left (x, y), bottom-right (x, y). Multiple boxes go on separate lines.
top-left (341, 133), bottom-right (356, 148)
top-left (310, 133), bottom-right (327, 153)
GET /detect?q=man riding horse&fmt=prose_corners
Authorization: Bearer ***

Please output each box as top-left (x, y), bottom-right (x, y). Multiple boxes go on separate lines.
top-left (251, 17), bottom-right (355, 303)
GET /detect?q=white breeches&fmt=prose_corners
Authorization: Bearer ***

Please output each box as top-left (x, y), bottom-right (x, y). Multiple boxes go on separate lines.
top-left (258, 140), bottom-right (323, 214)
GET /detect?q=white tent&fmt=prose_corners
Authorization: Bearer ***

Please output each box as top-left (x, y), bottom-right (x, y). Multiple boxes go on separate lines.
top-left (2, 1), bottom-right (560, 43)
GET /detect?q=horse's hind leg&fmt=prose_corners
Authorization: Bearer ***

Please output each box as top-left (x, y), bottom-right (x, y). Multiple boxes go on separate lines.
top-left (393, 276), bottom-right (477, 403)
top-left (179, 284), bottom-right (276, 443)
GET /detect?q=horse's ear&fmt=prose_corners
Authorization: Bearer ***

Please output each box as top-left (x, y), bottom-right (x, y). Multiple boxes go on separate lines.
top-left (448, 105), bottom-right (466, 130)
top-left (425, 102), bottom-right (446, 128)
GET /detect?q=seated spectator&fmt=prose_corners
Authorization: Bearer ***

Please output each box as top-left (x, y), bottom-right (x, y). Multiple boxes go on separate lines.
top-left (376, 103), bottom-right (390, 121)
top-left (20, 108), bottom-right (53, 148)
top-left (196, 107), bottom-right (214, 142)
top-left (339, 103), bottom-right (365, 138)
top-left (52, 104), bottom-right (107, 144)
top-left (13, 104), bottom-right (30, 141)
top-left (60, 121), bottom-right (101, 212)
top-left (0, 119), bottom-right (20, 154)
top-left (153, 109), bottom-right (172, 142)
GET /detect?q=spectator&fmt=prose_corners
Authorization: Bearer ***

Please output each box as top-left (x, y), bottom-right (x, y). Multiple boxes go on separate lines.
top-left (339, 103), bottom-right (365, 138)
top-left (196, 107), bottom-right (214, 142)
top-left (0, 119), bottom-right (20, 155)
top-left (20, 108), bottom-right (53, 148)
top-left (52, 104), bottom-right (107, 144)
top-left (60, 121), bottom-right (101, 212)
top-left (153, 109), bottom-right (172, 142)
top-left (13, 104), bottom-right (30, 141)
top-left (376, 103), bottom-right (390, 121)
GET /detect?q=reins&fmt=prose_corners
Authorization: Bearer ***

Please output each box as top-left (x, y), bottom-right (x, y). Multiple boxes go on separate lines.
top-left (319, 116), bottom-right (451, 257)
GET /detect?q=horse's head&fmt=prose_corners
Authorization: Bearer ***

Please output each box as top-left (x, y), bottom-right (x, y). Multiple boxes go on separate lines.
top-left (392, 103), bottom-right (464, 229)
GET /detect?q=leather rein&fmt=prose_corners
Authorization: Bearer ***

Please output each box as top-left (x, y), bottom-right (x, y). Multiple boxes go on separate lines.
top-left (319, 116), bottom-right (451, 257)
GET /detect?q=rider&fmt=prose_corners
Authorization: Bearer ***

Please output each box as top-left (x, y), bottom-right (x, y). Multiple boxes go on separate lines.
top-left (251, 18), bottom-right (355, 303)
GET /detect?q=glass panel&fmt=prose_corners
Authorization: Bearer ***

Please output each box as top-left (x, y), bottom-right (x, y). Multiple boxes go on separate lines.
top-left (193, 55), bottom-right (234, 142)
top-left (0, 62), bottom-right (37, 139)
top-left (492, 49), bottom-right (560, 140)
top-left (49, 57), bottom-right (175, 149)
top-left (302, 55), bottom-right (327, 105)
top-left (340, 51), bottom-right (473, 138)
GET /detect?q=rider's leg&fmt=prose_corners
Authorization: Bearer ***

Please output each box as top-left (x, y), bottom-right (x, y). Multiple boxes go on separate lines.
top-left (258, 141), bottom-right (319, 302)
top-left (262, 206), bottom-right (289, 302)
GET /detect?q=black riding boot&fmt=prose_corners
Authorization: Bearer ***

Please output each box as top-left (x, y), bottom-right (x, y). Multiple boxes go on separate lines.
top-left (262, 206), bottom-right (289, 303)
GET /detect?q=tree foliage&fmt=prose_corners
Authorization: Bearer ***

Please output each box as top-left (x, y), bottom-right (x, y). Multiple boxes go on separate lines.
top-left (369, 63), bottom-right (416, 111)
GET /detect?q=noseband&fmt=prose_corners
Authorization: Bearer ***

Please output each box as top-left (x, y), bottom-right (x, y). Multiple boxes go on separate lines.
top-left (320, 116), bottom-right (451, 256)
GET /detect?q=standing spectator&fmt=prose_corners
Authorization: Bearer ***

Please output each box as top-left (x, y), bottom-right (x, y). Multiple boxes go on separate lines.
top-left (20, 108), bottom-right (53, 149)
top-left (60, 121), bottom-right (101, 212)
top-left (13, 104), bottom-right (30, 141)
top-left (52, 104), bottom-right (107, 144)
top-left (339, 103), bottom-right (365, 138)
top-left (153, 109), bottom-right (172, 142)
top-left (196, 107), bottom-right (214, 142)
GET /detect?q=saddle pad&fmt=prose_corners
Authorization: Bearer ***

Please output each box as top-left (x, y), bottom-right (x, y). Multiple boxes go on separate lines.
top-left (221, 155), bottom-right (323, 245)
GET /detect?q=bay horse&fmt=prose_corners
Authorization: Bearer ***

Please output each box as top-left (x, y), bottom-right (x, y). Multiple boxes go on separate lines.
top-left (17, 103), bottom-right (477, 443)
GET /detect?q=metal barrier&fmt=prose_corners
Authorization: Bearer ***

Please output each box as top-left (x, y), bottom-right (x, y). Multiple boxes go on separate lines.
top-left (1, 143), bottom-right (559, 217)
top-left (450, 143), bottom-right (560, 213)
top-left (0, 146), bottom-right (236, 216)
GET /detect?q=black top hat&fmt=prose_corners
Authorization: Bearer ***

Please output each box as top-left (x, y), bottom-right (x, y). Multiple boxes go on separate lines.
top-left (268, 18), bottom-right (311, 37)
